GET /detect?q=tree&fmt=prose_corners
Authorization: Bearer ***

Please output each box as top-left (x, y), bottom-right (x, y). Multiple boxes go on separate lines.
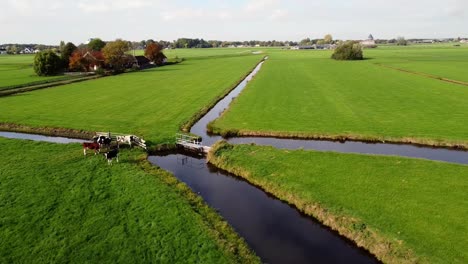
top-left (34, 50), bottom-right (62, 76)
top-left (69, 49), bottom-right (87, 71)
top-left (324, 34), bottom-right (333, 44)
top-left (396, 36), bottom-right (408, 46)
top-left (300, 38), bottom-right (311, 46)
top-left (331, 41), bottom-right (363, 60)
top-left (87, 38), bottom-right (106, 51)
top-left (59, 41), bottom-right (65, 52)
top-left (102, 39), bottom-right (130, 73)
top-left (7, 45), bottom-right (18, 54)
top-left (61, 42), bottom-right (77, 68)
top-left (146, 39), bottom-right (155, 47)
top-left (144, 43), bottom-right (162, 61)
top-left (316, 39), bottom-right (326, 45)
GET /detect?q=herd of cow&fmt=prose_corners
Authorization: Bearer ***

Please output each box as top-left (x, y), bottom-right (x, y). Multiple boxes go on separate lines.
top-left (82, 135), bottom-right (143, 165)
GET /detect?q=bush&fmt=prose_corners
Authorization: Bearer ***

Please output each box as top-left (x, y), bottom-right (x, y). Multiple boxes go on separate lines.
top-left (331, 41), bottom-right (363, 60)
top-left (33, 50), bottom-right (63, 76)
top-left (94, 68), bottom-right (105, 76)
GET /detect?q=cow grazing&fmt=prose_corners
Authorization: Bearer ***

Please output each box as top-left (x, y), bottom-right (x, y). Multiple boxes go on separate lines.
top-left (97, 136), bottom-right (112, 148)
top-left (104, 148), bottom-right (119, 165)
top-left (82, 142), bottom-right (100, 156)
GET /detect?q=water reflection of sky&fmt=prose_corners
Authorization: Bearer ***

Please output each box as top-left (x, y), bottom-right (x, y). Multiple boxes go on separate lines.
top-left (0, 132), bottom-right (84, 144)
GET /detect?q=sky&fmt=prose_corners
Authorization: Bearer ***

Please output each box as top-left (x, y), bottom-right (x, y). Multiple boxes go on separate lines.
top-left (1, 0), bottom-right (467, 45)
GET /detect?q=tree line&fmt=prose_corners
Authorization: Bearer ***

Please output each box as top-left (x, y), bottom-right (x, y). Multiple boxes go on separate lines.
top-left (34, 38), bottom-right (166, 76)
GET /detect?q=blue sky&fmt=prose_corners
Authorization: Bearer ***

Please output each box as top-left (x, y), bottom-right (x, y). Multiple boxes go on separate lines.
top-left (1, 0), bottom-right (467, 45)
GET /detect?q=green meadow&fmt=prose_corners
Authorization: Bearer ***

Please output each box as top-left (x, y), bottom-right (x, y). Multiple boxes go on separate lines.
top-left (0, 54), bottom-right (69, 90)
top-left (369, 45), bottom-right (468, 82)
top-left (0, 138), bottom-right (258, 263)
top-left (133, 47), bottom-right (266, 59)
top-left (210, 48), bottom-right (468, 146)
top-left (0, 54), bottom-right (263, 144)
top-left (208, 142), bottom-right (468, 264)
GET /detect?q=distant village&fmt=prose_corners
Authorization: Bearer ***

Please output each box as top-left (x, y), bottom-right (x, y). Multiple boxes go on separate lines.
top-left (1, 36), bottom-right (467, 55)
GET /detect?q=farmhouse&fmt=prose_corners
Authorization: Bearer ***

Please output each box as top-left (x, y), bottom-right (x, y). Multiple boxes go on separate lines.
top-left (0, 48), bottom-right (7, 54)
top-left (360, 34), bottom-right (376, 47)
top-left (291, 46), bottom-right (314, 50)
top-left (132, 55), bottom-right (151, 69)
top-left (19, 47), bottom-right (34, 54)
top-left (82, 51), bottom-right (105, 71)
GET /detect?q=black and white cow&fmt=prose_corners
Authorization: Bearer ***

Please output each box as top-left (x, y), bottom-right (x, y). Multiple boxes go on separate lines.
top-left (96, 136), bottom-right (112, 148)
top-left (116, 135), bottom-right (146, 149)
top-left (116, 135), bottom-right (134, 147)
top-left (104, 148), bottom-right (119, 165)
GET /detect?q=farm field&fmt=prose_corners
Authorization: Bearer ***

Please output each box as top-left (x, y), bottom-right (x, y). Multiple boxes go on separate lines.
top-left (369, 45), bottom-right (468, 83)
top-left (0, 54), bottom-right (70, 90)
top-left (210, 48), bottom-right (468, 147)
top-left (134, 47), bottom-right (267, 59)
top-left (0, 54), bottom-right (263, 145)
top-left (0, 138), bottom-right (258, 263)
top-left (208, 142), bottom-right (468, 264)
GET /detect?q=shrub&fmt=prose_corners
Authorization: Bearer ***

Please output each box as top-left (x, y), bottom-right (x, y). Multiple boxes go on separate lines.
top-left (331, 41), bottom-right (364, 60)
top-left (33, 50), bottom-right (63, 76)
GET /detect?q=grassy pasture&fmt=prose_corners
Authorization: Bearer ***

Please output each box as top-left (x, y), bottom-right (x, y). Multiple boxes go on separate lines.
top-left (0, 138), bottom-right (258, 263)
top-left (133, 47), bottom-right (267, 60)
top-left (0, 54), bottom-right (69, 90)
top-left (208, 142), bottom-right (468, 264)
top-left (369, 45), bottom-right (468, 82)
top-left (210, 49), bottom-right (468, 146)
top-left (0, 54), bottom-right (263, 145)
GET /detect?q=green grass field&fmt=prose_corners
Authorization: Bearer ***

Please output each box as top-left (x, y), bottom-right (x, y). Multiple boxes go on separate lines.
top-left (208, 142), bottom-right (468, 264)
top-left (0, 54), bottom-right (69, 90)
top-left (133, 47), bottom-right (267, 59)
top-left (210, 48), bottom-right (468, 146)
top-left (0, 54), bottom-right (263, 144)
top-left (369, 45), bottom-right (468, 83)
top-left (0, 138), bottom-right (258, 263)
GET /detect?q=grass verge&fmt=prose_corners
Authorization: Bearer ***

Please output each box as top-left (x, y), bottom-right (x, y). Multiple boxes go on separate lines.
top-left (207, 141), bottom-right (468, 264)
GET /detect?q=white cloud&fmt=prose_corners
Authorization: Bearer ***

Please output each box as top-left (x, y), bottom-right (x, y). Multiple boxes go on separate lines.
top-left (245, 0), bottom-right (280, 13)
top-left (77, 0), bottom-right (155, 13)
top-left (161, 8), bottom-right (232, 21)
top-left (269, 9), bottom-right (288, 20)
top-left (6, 0), bottom-right (65, 15)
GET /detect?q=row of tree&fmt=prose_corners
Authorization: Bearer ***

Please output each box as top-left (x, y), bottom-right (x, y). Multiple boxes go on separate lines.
top-left (34, 39), bottom-right (166, 76)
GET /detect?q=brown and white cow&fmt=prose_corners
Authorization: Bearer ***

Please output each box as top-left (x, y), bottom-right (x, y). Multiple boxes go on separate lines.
top-left (82, 142), bottom-right (100, 156)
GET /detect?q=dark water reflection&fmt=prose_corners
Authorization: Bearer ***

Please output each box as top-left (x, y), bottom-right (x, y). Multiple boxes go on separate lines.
top-left (149, 153), bottom-right (379, 264)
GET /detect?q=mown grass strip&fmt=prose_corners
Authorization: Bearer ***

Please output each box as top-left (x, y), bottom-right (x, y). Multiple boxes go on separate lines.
top-left (207, 141), bottom-right (468, 264)
top-left (0, 75), bottom-right (99, 97)
top-left (374, 63), bottom-right (468, 87)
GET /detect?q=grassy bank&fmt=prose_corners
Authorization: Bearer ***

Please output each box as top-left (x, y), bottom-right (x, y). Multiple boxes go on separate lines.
top-left (0, 54), bottom-right (263, 145)
top-left (210, 49), bottom-right (468, 146)
top-left (0, 138), bottom-right (259, 263)
top-left (208, 142), bottom-right (468, 264)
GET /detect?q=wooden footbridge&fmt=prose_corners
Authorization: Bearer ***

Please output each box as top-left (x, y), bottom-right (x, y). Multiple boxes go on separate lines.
top-left (175, 133), bottom-right (211, 154)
